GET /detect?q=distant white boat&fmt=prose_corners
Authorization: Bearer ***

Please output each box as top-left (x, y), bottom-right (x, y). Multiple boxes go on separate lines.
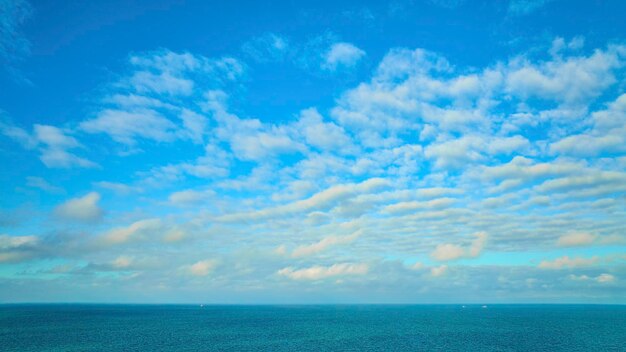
top-left (482, 305), bottom-right (487, 309)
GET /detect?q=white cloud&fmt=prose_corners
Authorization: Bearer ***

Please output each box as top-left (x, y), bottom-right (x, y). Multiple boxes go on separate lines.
top-left (229, 129), bottom-right (305, 161)
top-left (1, 123), bottom-right (96, 168)
top-left (178, 109), bottom-right (208, 143)
top-left (54, 192), bottom-right (103, 222)
top-left (596, 273), bottom-right (615, 283)
top-left (5, 38), bottom-right (626, 302)
top-left (431, 232), bottom-right (488, 261)
top-left (187, 259), bottom-right (217, 276)
top-left (296, 108), bottom-right (354, 152)
top-left (100, 218), bottom-right (162, 245)
top-left (80, 51), bottom-right (243, 147)
top-left (424, 135), bottom-right (530, 171)
top-left (557, 232), bottom-right (597, 247)
top-left (382, 197), bottom-right (455, 214)
top-left (468, 232), bottom-right (488, 257)
top-left (80, 109), bottom-right (177, 145)
top-left (0, 235), bottom-right (39, 263)
top-left (291, 231), bottom-right (360, 257)
top-left (538, 256), bottom-right (598, 269)
top-left (551, 94), bottom-right (626, 157)
top-left (431, 244), bottom-right (465, 261)
top-left (568, 273), bottom-right (615, 283)
top-left (206, 97), bottom-right (307, 162)
top-left (505, 45), bottom-right (622, 106)
top-left (168, 189), bottom-right (213, 205)
top-left (217, 178), bottom-right (389, 222)
top-left (130, 71), bottom-right (194, 96)
top-left (323, 42), bottom-right (365, 70)
top-left (34, 125), bottom-right (97, 168)
top-left (278, 263), bottom-right (368, 280)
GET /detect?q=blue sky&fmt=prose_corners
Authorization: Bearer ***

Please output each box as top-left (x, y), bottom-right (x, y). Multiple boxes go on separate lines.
top-left (1, 0), bottom-right (625, 303)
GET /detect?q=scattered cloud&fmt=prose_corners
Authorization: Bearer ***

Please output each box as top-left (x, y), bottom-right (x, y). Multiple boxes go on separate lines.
top-left (568, 273), bottom-right (616, 284)
top-left (557, 232), bottom-right (597, 247)
top-left (322, 42), bottom-right (365, 70)
top-left (1, 123), bottom-right (97, 168)
top-left (538, 256), bottom-right (598, 269)
top-left (99, 218), bottom-right (162, 245)
top-left (278, 263), bottom-right (368, 280)
top-left (54, 192), bottom-right (103, 222)
top-left (291, 231), bottom-right (360, 257)
top-left (0, 234), bottom-right (39, 263)
top-left (168, 189), bottom-right (214, 205)
top-left (2, 28), bottom-right (626, 303)
top-left (431, 232), bottom-right (488, 261)
top-left (187, 259), bottom-right (217, 276)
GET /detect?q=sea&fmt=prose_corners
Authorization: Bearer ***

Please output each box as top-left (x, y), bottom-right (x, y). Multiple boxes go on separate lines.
top-left (1, 304), bottom-right (625, 351)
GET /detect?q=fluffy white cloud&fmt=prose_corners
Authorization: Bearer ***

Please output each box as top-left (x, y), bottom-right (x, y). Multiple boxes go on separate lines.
top-left (551, 94), bottom-right (626, 157)
top-left (431, 244), bottom-right (465, 261)
top-left (187, 259), bottom-right (217, 276)
top-left (431, 232), bottom-right (488, 261)
top-left (506, 44), bottom-right (623, 106)
top-left (596, 273), bottom-right (616, 283)
top-left (4, 38), bottom-right (626, 303)
top-left (296, 108), bottom-right (354, 153)
top-left (278, 263), bottom-right (368, 280)
top-left (206, 93), bottom-right (307, 162)
top-left (54, 192), bottom-right (103, 222)
top-left (322, 42), bottom-right (365, 70)
top-left (80, 51), bottom-right (243, 147)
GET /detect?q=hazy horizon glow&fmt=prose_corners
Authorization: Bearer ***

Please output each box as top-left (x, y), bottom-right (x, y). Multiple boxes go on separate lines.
top-left (1, 0), bottom-right (625, 303)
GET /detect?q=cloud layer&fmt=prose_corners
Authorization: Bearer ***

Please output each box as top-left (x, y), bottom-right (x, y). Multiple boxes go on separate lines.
top-left (1, 27), bottom-right (625, 303)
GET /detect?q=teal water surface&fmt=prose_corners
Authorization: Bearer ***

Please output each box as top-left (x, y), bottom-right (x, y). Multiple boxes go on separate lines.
top-left (1, 305), bottom-right (625, 351)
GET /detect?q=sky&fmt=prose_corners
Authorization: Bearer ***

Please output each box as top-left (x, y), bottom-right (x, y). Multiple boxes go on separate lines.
top-left (0, 0), bottom-right (625, 304)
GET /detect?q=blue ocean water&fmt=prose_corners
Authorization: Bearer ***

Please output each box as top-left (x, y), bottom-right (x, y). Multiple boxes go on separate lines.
top-left (1, 304), bottom-right (625, 351)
